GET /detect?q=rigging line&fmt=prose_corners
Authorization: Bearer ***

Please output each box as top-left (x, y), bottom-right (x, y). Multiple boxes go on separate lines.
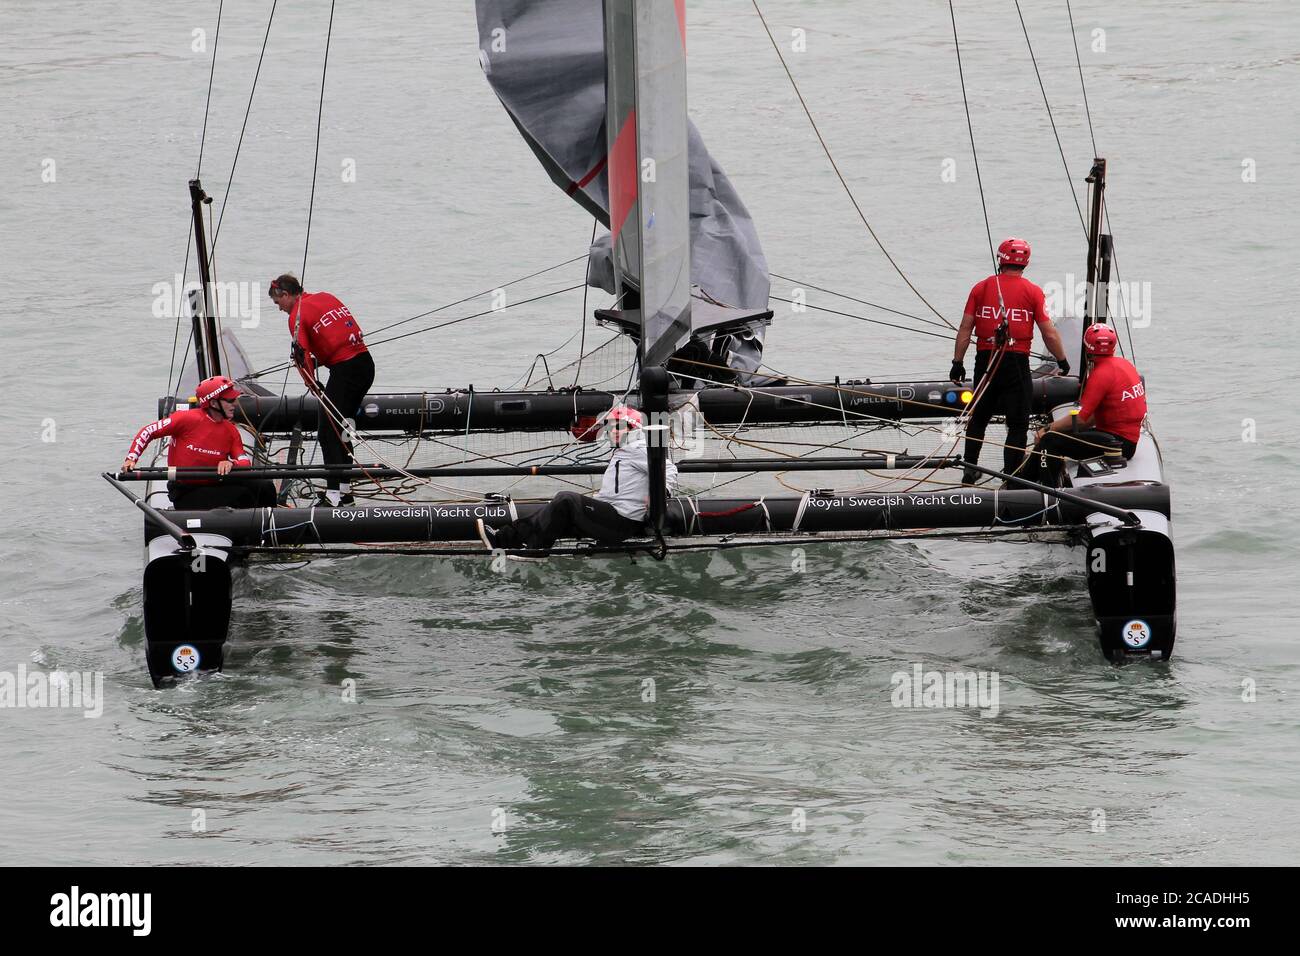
top-left (165, 222), bottom-right (194, 400)
top-left (676, 353), bottom-right (990, 426)
top-left (168, 0), bottom-right (225, 399)
top-left (767, 272), bottom-right (949, 329)
top-left (494, 353), bottom-right (633, 496)
top-left (946, 1), bottom-right (1010, 352)
top-left (210, 0), bottom-right (278, 254)
top-left (560, 356), bottom-right (637, 390)
top-left (207, 199), bottom-right (237, 383)
top-left (572, 218), bottom-right (599, 387)
top-left (316, 395), bottom-right (433, 507)
top-left (766, 296), bottom-right (994, 347)
top-left (366, 284), bottom-right (587, 349)
top-left (195, 0), bottom-right (224, 176)
top-left (542, 332), bottom-right (621, 382)
top-left (1101, 196), bottom-right (1137, 363)
top-left (749, 0), bottom-right (955, 330)
top-left (1095, 194), bottom-right (1132, 353)
top-left (303, 382), bottom-right (437, 501)
top-left (236, 526), bottom-right (1084, 559)
top-left (300, 0), bottom-right (336, 285)
top-left (948, 1), bottom-right (997, 269)
top-left (683, 356), bottom-right (1087, 460)
top-left (507, 333), bottom-right (620, 392)
top-left (683, 362), bottom-right (953, 439)
top-left (1065, 0), bottom-right (1133, 364)
top-left (1013, 0), bottom-right (1088, 235)
top-left (365, 254), bottom-right (586, 338)
top-left (1065, 0), bottom-right (1099, 158)
top-left (249, 283), bottom-right (588, 378)
top-left (513, 330), bottom-right (582, 391)
top-left (946, 7), bottom-right (1013, 398)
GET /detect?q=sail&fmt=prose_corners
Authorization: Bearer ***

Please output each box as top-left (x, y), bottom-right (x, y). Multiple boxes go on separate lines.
top-left (604, 0), bottom-right (691, 366)
top-left (475, 0), bottom-right (771, 370)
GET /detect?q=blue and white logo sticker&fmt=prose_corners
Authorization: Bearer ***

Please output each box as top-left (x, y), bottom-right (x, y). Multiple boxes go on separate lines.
top-left (171, 644), bottom-right (201, 673)
top-left (1121, 619), bottom-right (1152, 649)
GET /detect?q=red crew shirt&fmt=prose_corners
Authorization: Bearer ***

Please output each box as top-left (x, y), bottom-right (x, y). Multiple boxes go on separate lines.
top-left (289, 292), bottom-right (367, 379)
top-left (125, 408), bottom-right (252, 485)
top-left (1078, 356), bottom-right (1147, 443)
top-left (963, 273), bottom-right (1052, 355)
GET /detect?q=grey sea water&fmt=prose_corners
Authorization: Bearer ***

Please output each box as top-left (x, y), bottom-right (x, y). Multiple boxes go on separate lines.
top-left (1, 0), bottom-right (1297, 865)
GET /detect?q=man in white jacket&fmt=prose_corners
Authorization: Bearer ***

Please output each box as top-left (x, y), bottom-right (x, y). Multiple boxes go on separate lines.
top-left (476, 405), bottom-right (678, 555)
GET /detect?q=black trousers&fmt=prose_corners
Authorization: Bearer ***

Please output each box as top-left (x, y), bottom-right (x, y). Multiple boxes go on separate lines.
top-left (320, 350), bottom-right (375, 489)
top-left (492, 492), bottom-right (644, 550)
top-left (169, 479), bottom-right (278, 510)
top-left (963, 351), bottom-right (1033, 475)
top-left (1028, 429), bottom-right (1137, 484)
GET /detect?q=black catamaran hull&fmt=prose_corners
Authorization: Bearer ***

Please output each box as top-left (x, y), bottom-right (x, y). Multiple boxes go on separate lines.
top-left (161, 376), bottom-right (1083, 433)
top-left (142, 534), bottom-right (233, 687)
top-left (1084, 512), bottom-right (1176, 662)
top-left (138, 483), bottom-right (1174, 683)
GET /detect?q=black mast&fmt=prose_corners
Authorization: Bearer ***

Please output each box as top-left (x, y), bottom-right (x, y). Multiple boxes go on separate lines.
top-left (1096, 234), bottom-right (1114, 326)
top-left (188, 179), bottom-right (222, 380)
top-left (1080, 158), bottom-right (1107, 388)
top-left (639, 366), bottom-right (669, 538)
top-left (187, 288), bottom-right (209, 382)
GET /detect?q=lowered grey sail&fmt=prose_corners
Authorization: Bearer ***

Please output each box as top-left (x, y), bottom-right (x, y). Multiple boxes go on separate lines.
top-left (475, 0), bottom-right (771, 376)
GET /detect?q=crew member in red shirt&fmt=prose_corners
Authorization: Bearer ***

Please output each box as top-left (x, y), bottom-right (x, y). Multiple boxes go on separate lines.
top-left (120, 376), bottom-right (277, 509)
top-left (269, 274), bottom-right (376, 507)
top-left (949, 237), bottom-right (1071, 485)
top-left (1030, 323), bottom-right (1146, 484)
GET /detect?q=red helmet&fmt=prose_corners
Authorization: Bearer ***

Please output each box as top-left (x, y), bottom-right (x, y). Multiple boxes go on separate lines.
top-left (570, 415), bottom-right (601, 443)
top-left (1083, 324), bottom-right (1118, 357)
top-left (195, 375), bottom-right (243, 407)
top-left (604, 405), bottom-right (644, 445)
top-left (608, 403), bottom-right (650, 431)
top-left (606, 405), bottom-right (644, 428)
top-left (997, 237), bottom-right (1031, 267)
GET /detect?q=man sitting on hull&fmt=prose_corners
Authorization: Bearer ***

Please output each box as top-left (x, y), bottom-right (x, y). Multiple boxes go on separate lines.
top-left (1027, 323), bottom-right (1147, 485)
top-left (476, 405), bottom-right (678, 557)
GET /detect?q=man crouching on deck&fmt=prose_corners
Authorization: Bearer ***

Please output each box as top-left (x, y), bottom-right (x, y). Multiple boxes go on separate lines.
top-left (475, 405), bottom-right (678, 557)
top-left (120, 375), bottom-right (277, 510)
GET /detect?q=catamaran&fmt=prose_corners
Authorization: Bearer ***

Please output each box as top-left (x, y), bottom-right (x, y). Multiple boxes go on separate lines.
top-left (106, 0), bottom-right (1176, 687)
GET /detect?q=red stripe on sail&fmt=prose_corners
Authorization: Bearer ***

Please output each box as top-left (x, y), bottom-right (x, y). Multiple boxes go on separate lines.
top-left (566, 155), bottom-right (608, 196)
top-left (674, 0), bottom-right (687, 51)
top-left (608, 110), bottom-right (638, 240)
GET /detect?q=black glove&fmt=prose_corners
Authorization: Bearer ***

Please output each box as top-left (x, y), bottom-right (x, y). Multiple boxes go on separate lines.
top-left (291, 342), bottom-right (307, 367)
top-left (949, 361), bottom-right (966, 383)
top-left (1056, 357), bottom-right (1071, 376)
